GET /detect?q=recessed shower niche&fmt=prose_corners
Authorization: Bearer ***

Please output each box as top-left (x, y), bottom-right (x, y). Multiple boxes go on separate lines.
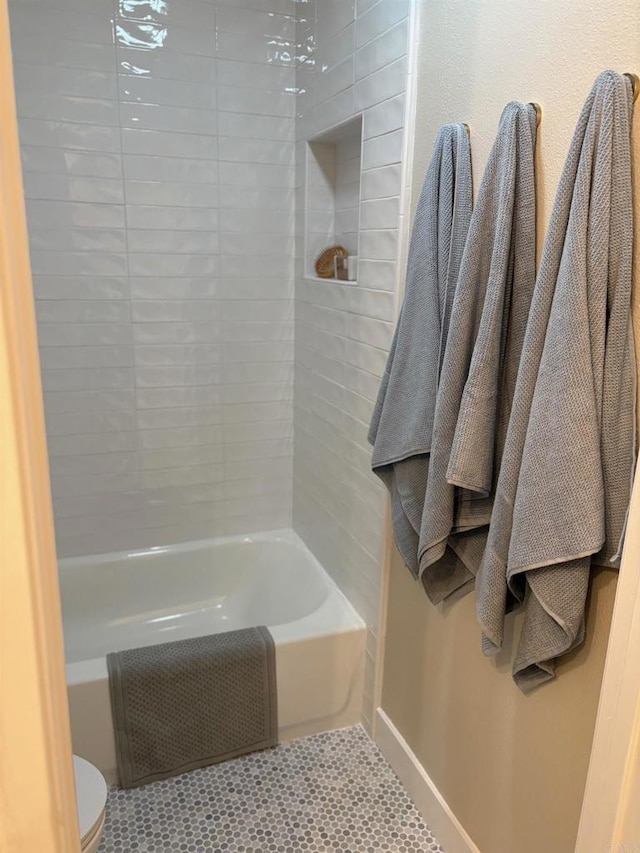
top-left (305, 115), bottom-right (363, 281)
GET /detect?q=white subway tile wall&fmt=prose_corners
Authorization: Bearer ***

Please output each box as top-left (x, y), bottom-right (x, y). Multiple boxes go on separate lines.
top-left (294, 0), bottom-right (409, 730)
top-left (9, 0), bottom-right (299, 557)
top-left (9, 0), bottom-right (411, 726)
top-left (306, 140), bottom-right (337, 275)
top-left (335, 131), bottom-right (362, 255)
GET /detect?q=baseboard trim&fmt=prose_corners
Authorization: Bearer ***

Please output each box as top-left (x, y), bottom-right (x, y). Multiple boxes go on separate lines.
top-left (374, 708), bottom-right (481, 853)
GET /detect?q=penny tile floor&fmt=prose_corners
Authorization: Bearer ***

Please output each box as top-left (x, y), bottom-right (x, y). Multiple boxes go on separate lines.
top-left (98, 725), bottom-right (444, 852)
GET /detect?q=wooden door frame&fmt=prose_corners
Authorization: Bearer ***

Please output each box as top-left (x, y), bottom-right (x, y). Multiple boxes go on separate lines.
top-left (575, 467), bottom-right (640, 851)
top-left (0, 0), bottom-right (79, 849)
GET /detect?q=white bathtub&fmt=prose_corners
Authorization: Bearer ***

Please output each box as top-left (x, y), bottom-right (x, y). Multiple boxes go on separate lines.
top-left (60, 529), bottom-right (366, 784)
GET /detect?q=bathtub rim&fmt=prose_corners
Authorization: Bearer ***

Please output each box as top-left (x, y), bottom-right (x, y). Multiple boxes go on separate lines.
top-left (62, 527), bottom-right (366, 685)
top-left (58, 527), bottom-right (321, 569)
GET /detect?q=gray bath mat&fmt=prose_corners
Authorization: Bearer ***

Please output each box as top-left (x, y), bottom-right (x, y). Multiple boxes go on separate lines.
top-left (107, 627), bottom-right (278, 789)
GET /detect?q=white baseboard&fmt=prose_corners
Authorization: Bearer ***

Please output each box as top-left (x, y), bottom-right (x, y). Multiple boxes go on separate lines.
top-left (374, 708), bottom-right (481, 853)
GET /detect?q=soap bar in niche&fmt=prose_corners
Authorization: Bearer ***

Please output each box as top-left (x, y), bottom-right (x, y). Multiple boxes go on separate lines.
top-left (334, 253), bottom-right (349, 280)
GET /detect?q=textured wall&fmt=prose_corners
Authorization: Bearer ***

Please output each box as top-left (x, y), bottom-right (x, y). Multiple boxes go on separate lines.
top-left (9, 0), bottom-right (297, 557)
top-left (381, 1), bottom-right (640, 851)
top-left (384, 559), bottom-right (617, 853)
top-left (293, 0), bottom-right (411, 730)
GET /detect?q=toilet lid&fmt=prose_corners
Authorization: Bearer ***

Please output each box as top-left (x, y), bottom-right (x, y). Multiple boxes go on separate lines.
top-left (73, 755), bottom-right (107, 843)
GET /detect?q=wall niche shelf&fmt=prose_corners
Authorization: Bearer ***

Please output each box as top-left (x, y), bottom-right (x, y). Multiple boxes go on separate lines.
top-left (305, 115), bottom-right (363, 281)
top-left (303, 275), bottom-right (358, 285)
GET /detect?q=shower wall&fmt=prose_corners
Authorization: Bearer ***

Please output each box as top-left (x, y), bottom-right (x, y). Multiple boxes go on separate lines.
top-left (9, 0), bottom-right (414, 724)
top-left (9, 0), bottom-right (297, 557)
top-left (293, 0), bottom-right (411, 729)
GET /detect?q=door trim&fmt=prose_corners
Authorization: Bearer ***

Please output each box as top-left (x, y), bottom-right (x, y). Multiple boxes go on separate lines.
top-left (0, 0), bottom-right (79, 849)
top-left (575, 467), bottom-right (640, 851)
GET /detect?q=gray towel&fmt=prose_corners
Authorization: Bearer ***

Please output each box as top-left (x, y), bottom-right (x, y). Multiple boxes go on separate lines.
top-left (476, 71), bottom-right (636, 690)
top-left (418, 102), bottom-right (538, 603)
top-left (368, 124), bottom-right (472, 576)
top-left (108, 627), bottom-right (278, 788)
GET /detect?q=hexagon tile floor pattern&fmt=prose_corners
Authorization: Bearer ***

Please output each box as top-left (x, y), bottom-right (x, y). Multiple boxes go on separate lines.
top-left (98, 724), bottom-right (445, 852)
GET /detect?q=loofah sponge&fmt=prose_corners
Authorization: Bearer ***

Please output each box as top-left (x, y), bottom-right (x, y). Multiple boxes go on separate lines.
top-left (314, 245), bottom-right (347, 278)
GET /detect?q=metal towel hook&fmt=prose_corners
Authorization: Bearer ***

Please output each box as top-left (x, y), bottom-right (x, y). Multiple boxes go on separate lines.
top-left (530, 103), bottom-right (542, 126)
top-left (624, 72), bottom-right (640, 103)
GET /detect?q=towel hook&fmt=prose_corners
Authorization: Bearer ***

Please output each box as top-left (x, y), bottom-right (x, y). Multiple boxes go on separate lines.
top-left (530, 102), bottom-right (542, 126)
top-left (624, 72), bottom-right (640, 103)
top-left (462, 123), bottom-right (470, 137)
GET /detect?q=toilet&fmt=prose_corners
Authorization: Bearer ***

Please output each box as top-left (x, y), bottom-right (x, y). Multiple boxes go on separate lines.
top-left (73, 755), bottom-right (107, 853)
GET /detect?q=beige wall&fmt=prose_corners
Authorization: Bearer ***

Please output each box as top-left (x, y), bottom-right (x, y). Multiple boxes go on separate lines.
top-left (384, 558), bottom-right (617, 853)
top-left (381, 2), bottom-right (640, 852)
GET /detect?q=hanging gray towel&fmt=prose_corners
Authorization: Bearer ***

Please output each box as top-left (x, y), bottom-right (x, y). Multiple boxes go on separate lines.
top-left (108, 627), bottom-right (278, 788)
top-left (368, 124), bottom-right (472, 576)
top-left (418, 102), bottom-right (538, 603)
top-left (475, 70), bottom-right (636, 690)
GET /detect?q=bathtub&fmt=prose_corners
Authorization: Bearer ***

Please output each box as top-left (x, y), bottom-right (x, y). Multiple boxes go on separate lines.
top-left (60, 529), bottom-right (366, 784)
